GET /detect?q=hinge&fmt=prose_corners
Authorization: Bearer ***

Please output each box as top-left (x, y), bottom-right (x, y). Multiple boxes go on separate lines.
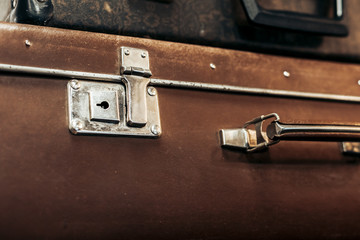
top-left (120, 47), bottom-right (152, 77)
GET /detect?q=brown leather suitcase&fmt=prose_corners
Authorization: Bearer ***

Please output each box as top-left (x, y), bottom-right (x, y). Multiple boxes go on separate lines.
top-left (1, 22), bottom-right (360, 239)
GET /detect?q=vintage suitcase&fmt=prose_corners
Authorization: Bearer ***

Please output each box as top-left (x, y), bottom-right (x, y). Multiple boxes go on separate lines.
top-left (2, 21), bottom-right (360, 239)
top-left (3, 0), bottom-right (360, 62)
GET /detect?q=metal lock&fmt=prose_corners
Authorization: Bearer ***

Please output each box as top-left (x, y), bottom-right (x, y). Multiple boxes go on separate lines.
top-left (68, 80), bottom-right (161, 137)
top-left (89, 91), bottom-right (120, 123)
top-left (67, 47), bottom-right (161, 137)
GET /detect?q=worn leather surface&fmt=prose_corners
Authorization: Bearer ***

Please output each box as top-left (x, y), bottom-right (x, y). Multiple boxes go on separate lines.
top-left (1, 23), bottom-right (360, 239)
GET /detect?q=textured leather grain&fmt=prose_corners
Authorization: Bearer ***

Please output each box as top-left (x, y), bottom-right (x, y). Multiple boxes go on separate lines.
top-left (1, 23), bottom-right (360, 239)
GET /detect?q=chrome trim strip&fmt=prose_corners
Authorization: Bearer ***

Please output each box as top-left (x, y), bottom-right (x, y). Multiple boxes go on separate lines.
top-left (1, 63), bottom-right (360, 103)
top-left (150, 79), bottom-right (360, 103)
top-left (0, 63), bottom-right (121, 82)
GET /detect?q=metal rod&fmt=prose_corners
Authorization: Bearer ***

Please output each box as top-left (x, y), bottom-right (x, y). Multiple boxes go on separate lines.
top-left (0, 63), bottom-right (121, 82)
top-left (1, 63), bottom-right (360, 103)
top-left (150, 79), bottom-right (360, 103)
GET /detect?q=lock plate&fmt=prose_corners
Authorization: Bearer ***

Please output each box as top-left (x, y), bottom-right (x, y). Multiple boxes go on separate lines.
top-left (67, 80), bottom-right (161, 137)
top-left (89, 91), bottom-right (120, 123)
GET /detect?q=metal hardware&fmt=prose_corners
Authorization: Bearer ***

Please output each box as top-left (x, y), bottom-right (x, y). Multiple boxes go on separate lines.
top-left (341, 142), bottom-right (360, 155)
top-left (7, 0), bottom-right (53, 25)
top-left (70, 79), bottom-right (81, 90)
top-left (150, 78), bottom-right (360, 103)
top-left (66, 47), bottom-right (161, 136)
top-left (151, 125), bottom-right (161, 136)
top-left (122, 75), bottom-right (150, 127)
top-left (220, 113), bottom-right (360, 152)
top-left (210, 63), bottom-right (216, 70)
top-left (3, 63), bottom-right (360, 104)
top-left (147, 86), bottom-right (157, 96)
top-left (71, 119), bottom-right (84, 132)
top-left (220, 113), bottom-right (280, 152)
top-left (120, 47), bottom-right (152, 127)
top-left (89, 91), bottom-right (120, 123)
top-left (283, 71), bottom-right (290, 78)
top-left (68, 80), bottom-right (161, 137)
top-left (12, 0), bottom-right (17, 9)
top-left (24, 40), bottom-right (31, 47)
top-left (0, 63), bottom-right (122, 82)
top-left (336, 0), bottom-right (343, 19)
top-left (120, 47), bottom-right (152, 77)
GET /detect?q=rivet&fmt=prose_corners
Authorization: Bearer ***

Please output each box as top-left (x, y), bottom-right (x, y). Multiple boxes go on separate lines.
top-left (357, 80), bottom-right (360, 86)
top-left (70, 80), bottom-right (81, 90)
top-left (210, 63), bottom-right (216, 70)
top-left (147, 86), bottom-right (156, 96)
top-left (24, 40), bottom-right (31, 47)
top-left (124, 49), bottom-right (130, 56)
top-left (283, 71), bottom-right (290, 78)
top-left (72, 119), bottom-right (84, 132)
top-left (151, 125), bottom-right (161, 136)
top-left (141, 52), bottom-right (147, 58)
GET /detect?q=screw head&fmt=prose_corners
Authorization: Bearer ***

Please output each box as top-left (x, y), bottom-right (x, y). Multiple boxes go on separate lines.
top-left (147, 86), bottom-right (156, 96)
top-left (210, 63), bottom-right (216, 70)
top-left (141, 52), bottom-right (147, 58)
top-left (151, 125), bottom-right (161, 136)
top-left (24, 40), bottom-right (31, 47)
top-left (70, 80), bottom-right (81, 90)
top-left (72, 119), bottom-right (84, 132)
top-left (124, 49), bottom-right (130, 56)
top-left (283, 71), bottom-right (290, 78)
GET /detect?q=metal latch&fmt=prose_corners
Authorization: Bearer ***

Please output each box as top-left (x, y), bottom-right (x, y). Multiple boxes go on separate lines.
top-left (120, 47), bottom-right (152, 127)
top-left (67, 47), bottom-right (161, 137)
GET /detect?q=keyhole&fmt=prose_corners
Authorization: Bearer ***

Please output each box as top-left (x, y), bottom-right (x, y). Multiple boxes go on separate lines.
top-left (96, 101), bottom-right (109, 109)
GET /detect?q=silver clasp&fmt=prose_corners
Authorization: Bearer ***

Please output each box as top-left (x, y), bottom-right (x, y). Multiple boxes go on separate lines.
top-left (120, 47), bottom-right (152, 127)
